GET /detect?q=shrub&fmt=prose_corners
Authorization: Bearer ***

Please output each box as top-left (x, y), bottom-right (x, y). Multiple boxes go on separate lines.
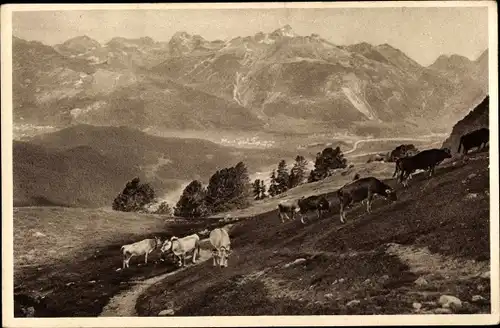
top-left (112, 177), bottom-right (156, 212)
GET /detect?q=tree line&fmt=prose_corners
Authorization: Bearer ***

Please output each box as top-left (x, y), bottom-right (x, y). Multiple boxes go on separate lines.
top-left (112, 145), bottom-right (349, 218)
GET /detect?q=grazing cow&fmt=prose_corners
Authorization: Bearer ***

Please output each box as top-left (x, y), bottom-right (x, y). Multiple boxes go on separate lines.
top-left (297, 195), bottom-right (330, 224)
top-left (161, 234), bottom-right (200, 267)
top-left (458, 128), bottom-right (489, 155)
top-left (121, 236), bottom-right (161, 269)
top-left (337, 177), bottom-right (397, 224)
top-left (395, 148), bottom-right (452, 187)
top-left (209, 228), bottom-right (231, 268)
top-left (277, 200), bottom-right (300, 223)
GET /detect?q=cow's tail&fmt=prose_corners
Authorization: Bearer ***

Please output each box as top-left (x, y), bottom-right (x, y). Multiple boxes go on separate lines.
top-left (392, 159), bottom-right (400, 177)
top-left (194, 239), bottom-right (201, 262)
top-left (458, 136), bottom-right (463, 154)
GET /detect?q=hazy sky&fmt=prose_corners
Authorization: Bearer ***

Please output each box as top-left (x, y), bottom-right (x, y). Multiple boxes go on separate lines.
top-left (13, 7), bottom-right (489, 66)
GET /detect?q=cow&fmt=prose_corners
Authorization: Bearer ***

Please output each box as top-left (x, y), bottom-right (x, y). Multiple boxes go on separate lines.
top-left (458, 127), bottom-right (489, 155)
top-left (392, 158), bottom-right (418, 184)
top-left (209, 228), bottom-right (231, 268)
top-left (395, 148), bottom-right (452, 187)
top-left (277, 200), bottom-right (300, 223)
top-left (297, 195), bottom-right (330, 224)
top-left (121, 236), bottom-right (162, 269)
top-left (337, 177), bottom-right (397, 224)
top-left (161, 234), bottom-right (200, 267)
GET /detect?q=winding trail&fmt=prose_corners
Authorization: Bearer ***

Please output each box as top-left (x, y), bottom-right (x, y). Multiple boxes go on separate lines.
top-left (99, 243), bottom-right (212, 317)
top-left (342, 134), bottom-right (447, 155)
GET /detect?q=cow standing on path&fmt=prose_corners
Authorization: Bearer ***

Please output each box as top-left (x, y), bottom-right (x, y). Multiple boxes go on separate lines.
top-left (394, 148), bottom-right (452, 187)
top-left (337, 177), bottom-right (397, 224)
top-left (458, 128), bottom-right (489, 155)
top-left (161, 234), bottom-right (200, 267)
top-left (121, 236), bottom-right (162, 269)
top-left (297, 195), bottom-right (330, 224)
top-left (277, 200), bottom-right (300, 223)
top-left (209, 228), bottom-right (231, 268)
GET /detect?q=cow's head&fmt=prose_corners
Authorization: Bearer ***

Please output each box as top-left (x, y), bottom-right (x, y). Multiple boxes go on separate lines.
top-left (154, 236), bottom-right (162, 248)
top-left (160, 239), bottom-right (173, 253)
top-left (442, 147), bottom-right (452, 158)
top-left (213, 246), bottom-right (231, 268)
top-left (219, 246), bottom-right (232, 268)
top-left (385, 188), bottom-right (398, 201)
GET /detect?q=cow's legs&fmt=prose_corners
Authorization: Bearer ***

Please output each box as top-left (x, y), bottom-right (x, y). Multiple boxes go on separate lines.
top-left (279, 212), bottom-right (284, 223)
top-left (339, 200), bottom-right (346, 224)
top-left (299, 212), bottom-right (306, 224)
top-left (212, 251), bottom-right (217, 266)
top-left (145, 252), bottom-right (148, 264)
top-left (366, 193), bottom-right (374, 213)
top-left (192, 247), bottom-right (198, 264)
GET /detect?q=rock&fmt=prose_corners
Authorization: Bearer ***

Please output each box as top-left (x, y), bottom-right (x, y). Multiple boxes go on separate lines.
top-left (325, 293), bottom-right (334, 299)
top-left (88, 280), bottom-right (96, 284)
top-left (380, 274), bottom-right (390, 281)
top-left (115, 268), bottom-right (122, 272)
top-left (283, 258), bottom-right (306, 268)
top-left (363, 278), bottom-right (371, 285)
top-left (338, 278), bottom-right (345, 283)
top-left (65, 282), bottom-right (75, 287)
top-left (433, 308), bottom-right (452, 314)
top-left (331, 279), bottom-right (338, 285)
top-left (467, 173), bottom-right (477, 179)
top-left (477, 284), bottom-right (486, 291)
top-left (32, 231), bottom-right (46, 237)
top-left (346, 300), bottom-right (360, 307)
top-left (466, 193), bottom-right (478, 199)
top-left (158, 309), bottom-right (174, 316)
top-left (480, 271), bottom-right (490, 279)
top-left (439, 295), bottom-right (462, 310)
top-left (414, 277), bottom-right (429, 286)
top-left (471, 295), bottom-right (487, 303)
top-left (412, 302), bottom-right (422, 311)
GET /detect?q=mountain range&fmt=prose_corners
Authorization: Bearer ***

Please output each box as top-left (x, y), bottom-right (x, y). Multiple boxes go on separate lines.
top-left (13, 25), bottom-right (488, 135)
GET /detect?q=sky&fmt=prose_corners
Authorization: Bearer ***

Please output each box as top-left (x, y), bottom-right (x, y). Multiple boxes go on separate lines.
top-left (12, 6), bottom-right (489, 66)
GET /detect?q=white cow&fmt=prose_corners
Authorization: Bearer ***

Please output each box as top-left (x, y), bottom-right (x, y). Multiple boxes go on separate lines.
top-left (209, 228), bottom-right (231, 268)
top-left (161, 234), bottom-right (200, 267)
top-left (121, 236), bottom-right (162, 269)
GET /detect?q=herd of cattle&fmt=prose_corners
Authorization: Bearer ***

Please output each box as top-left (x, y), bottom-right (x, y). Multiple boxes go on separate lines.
top-left (278, 127), bottom-right (489, 224)
top-left (121, 227), bottom-right (231, 269)
top-left (122, 127), bottom-right (489, 271)
top-left (14, 127), bottom-right (489, 317)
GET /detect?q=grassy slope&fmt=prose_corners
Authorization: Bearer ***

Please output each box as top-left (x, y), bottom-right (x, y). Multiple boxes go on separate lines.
top-left (15, 124), bottom-right (307, 207)
top-left (13, 207), bottom-right (241, 317)
top-left (137, 151), bottom-right (490, 315)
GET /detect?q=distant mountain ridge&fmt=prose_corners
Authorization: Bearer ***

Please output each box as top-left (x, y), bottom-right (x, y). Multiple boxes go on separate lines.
top-left (442, 96), bottom-right (489, 155)
top-left (13, 26), bottom-right (488, 134)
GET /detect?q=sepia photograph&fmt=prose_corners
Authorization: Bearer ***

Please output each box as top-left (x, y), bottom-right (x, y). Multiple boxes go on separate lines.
top-left (1, 1), bottom-right (499, 327)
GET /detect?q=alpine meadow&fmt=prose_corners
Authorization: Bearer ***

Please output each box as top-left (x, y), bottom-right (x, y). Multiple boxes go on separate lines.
top-left (5, 3), bottom-right (498, 325)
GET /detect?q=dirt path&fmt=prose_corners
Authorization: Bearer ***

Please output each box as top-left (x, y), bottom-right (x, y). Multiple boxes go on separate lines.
top-left (99, 244), bottom-right (212, 317)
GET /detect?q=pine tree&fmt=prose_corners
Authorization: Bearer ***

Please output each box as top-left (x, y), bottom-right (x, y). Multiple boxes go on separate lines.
top-left (252, 179), bottom-right (262, 200)
top-left (174, 180), bottom-right (209, 218)
top-left (276, 160), bottom-right (289, 194)
top-left (309, 146), bottom-right (347, 182)
top-left (112, 177), bottom-right (156, 212)
top-left (259, 180), bottom-right (267, 199)
top-left (289, 155), bottom-right (308, 188)
top-left (268, 170), bottom-right (278, 197)
top-left (205, 162), bottom-right (251, 213)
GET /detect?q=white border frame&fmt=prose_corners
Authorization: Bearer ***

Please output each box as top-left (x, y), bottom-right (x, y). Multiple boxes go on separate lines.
top-left (2, 1), bottom-right (499, 327)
